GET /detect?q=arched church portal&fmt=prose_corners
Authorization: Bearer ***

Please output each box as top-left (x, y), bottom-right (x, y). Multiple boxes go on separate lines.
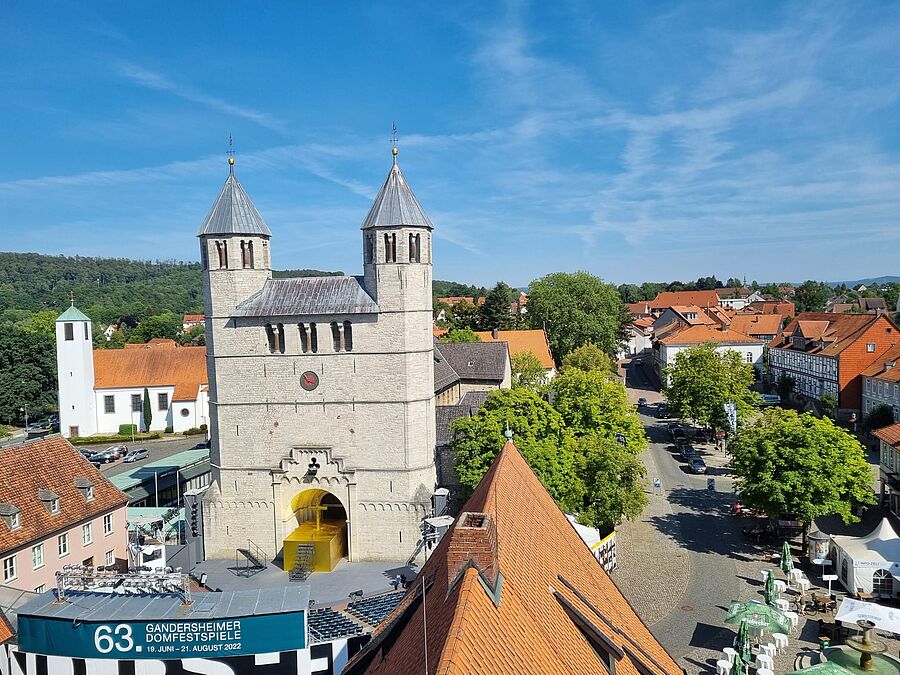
top-left (283, 488), bottom-right (348, 573)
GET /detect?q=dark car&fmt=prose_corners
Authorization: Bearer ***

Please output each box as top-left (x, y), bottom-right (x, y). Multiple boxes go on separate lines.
top-left (637, 397), bottom-right (648, 407)
top-left (657, 404), bottom-right (669, 419)
top-left (123, 448), bottom-right (149, 463)
top-left (90, 445), bottom-right (127, 464)
top-left (194, 439), bottom-right (211, 450)
top-left (688, 457), bottom-right (707, 473)
top-left (680, 444), bottom-right (697, 460)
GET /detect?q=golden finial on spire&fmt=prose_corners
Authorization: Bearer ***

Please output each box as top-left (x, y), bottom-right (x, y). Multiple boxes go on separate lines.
top-left (69, 291), bottom-right (75, 306)
top-left (390, 123), bottom-right (399, 164)
top-left (227, 135), bottom-right (235, 172)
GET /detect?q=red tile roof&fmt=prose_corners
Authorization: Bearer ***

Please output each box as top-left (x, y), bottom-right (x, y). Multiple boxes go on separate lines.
top-left (669, 306), bottom-right (716, 325)
top-left (0, 436), bottom-right (128, 554)
top-left (474, 330), bottom-right (555, 369)
top-left (0, 609), bottom-right (12, 643)
top-left (729, 314), bottom-right (784, 337)
top-left (94, 344), bottom-right (207, 401)
top-left (627, 302), bottom-right (651, 316)
top-left (862, 344), bottom-right (900, 383)
top-left (771, 313), bottom-right (894, 357)
top-left (658, 325), bottom-right (761, 346)
top-left (182, 314), bottom-right (205, 323)
top-left (874, 423), bottom-right (900, 449)
top-left (346, 442), bottom-right (680, 675)
top-left (649, 290), bottom-right (720, 308)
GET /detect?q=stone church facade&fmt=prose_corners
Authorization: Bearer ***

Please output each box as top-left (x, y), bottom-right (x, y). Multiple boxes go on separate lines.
top-left (199, 152), bottom-right (437, 563)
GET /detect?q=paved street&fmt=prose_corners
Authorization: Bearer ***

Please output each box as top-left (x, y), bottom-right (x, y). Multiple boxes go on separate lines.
top-left (74, 435), bottom-right (204, 477)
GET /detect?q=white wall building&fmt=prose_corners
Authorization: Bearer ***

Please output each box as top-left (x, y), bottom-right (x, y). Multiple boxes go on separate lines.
top-left (654, 325), bottom-right (764, 384)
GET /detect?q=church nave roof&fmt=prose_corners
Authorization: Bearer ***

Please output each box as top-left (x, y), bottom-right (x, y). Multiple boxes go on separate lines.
top-left (233, 276), bottom-right (379, 317)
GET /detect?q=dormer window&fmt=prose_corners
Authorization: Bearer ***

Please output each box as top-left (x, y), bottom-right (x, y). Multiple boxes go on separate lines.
top-left (75, 477), bottom-right (94, 501)
top-left (51, 499), bottom-right (60, 514)
top-left (38, 490), bottom-right (60, 515)
top-left (0, 504), bottom-right (20, 531)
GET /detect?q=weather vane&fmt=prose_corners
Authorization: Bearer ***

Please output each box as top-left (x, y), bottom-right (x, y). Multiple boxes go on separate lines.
top-left (226, 135), bottom-right (235, 169)
top-left (390, 123), bottom-right (399, 161)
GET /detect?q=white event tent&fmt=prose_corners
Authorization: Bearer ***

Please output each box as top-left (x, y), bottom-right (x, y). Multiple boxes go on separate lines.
top-left (830, 518), bottom-right (900, 597)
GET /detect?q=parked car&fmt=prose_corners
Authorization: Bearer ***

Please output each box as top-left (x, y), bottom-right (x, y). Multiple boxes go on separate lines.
top-left (674, 436), bottom-right (691, 451)
top-left (637, 397), bottom-right (648, 407)
top-left (90, 445), bottom-right (127, 464)
top-left (760, 394), bottom-right (781, 406)
top-left (688, 457), bottom-right (707, 474)
top-left (78, 448), bottom-right (95, 459)
top-left (107, 445), bottom-right (128, 458)
top-left (194, 439), bottom-right (211, 450)
top-left (680, 444), bottom-right (697, 460)
top-left (667, 423), bottom-right (684, 439)
top-left (123, 448), bottom-right (149, 463)
top-left (657, 404), bottom-right (669, 419)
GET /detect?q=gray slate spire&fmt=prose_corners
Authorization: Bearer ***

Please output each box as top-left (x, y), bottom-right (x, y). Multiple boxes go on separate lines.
top-left (361, 155), bottom-right (434, 230)
top-left (198, 163), bottom-right (272, 237)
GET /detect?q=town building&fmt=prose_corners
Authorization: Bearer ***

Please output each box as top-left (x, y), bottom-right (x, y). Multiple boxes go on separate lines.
top-left (344, 440), bottom-right (680, 675)
top-left (728, 313), bottom-right (786, 344)
top-left (741, 299), bottom-right (795, 316)
top-left (473, 328), bottom-right (556, 380)
top-left (621, 316), bottom-right (654, 357)
top-left (182, 313), bottom-right (205, 331)
top-left (718, 287), bottom-right (766, 310)
top-left (56, 315), bottom-right (209, 437)
top-left (0, 436), bottom-right (128, 593)
top-left (652, 305), bottom-right (717, 333)
top-left (875, 423), bottom-right (900, 518)
top-left (433, 341), bottom-right (510, 406)
top-left (768, 312), bottom-right (900, 412)
top-left (654, 325), bottom-right (764, 382)
top-left (199, 151), bottom-right (438, 566)
top-left (648, 289), bottom-right (722, 315)
top-left (862, 344), bottom-right (900, 421)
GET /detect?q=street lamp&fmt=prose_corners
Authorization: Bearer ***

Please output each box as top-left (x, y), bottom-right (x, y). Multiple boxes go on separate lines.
top-left (19, 405), bottom-right (28, 430)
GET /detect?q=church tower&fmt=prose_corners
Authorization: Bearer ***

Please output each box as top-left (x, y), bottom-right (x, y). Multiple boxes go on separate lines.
top-left (56, 303), bottom-right (97, 438)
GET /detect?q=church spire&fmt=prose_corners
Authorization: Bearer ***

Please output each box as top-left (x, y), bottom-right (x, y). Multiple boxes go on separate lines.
top-left (360, 146), bottom-right (434, 231)
top-left (197, 145), bottom-right (271, 237)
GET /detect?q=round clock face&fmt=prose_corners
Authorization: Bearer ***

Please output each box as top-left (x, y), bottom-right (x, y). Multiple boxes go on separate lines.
top-left (300, 371), bottom-right (320, 391)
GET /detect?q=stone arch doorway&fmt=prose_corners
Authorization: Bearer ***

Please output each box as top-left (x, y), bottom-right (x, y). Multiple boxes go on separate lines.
top-left (283, 488), bottom-right (348, 574)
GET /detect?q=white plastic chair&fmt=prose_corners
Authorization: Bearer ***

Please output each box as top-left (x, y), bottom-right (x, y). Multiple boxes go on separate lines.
top-left (784, 610), bottom-right (800, 630)
top-left (756, 653), bottom-right (774, 671)
top-left (723, 647), bottom-right (737, 665)
top-left (757, 668), bottom-right (774, 675)
top-left (760, 643), bottom-right (776, 659)
top-left (774, 580), bottom-right (787, 594)
top-left (760, 570), bottom-right (771, 583)
top-left (716, 659), bottom-right (732, 675)
top-left (775, 598), bottom-right (790, 612)
top-left (773, 632), bottom-right (789, 653)
top-left (797, 578), bottom-right (811, 592)
top-left (788, 568), bottom-right (803, 583)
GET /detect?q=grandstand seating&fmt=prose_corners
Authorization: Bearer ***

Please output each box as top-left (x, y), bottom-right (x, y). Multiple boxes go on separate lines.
top-left (308, 608), bottom-right (363, 642)
top-left (346, 591), bottom-right (405, 626)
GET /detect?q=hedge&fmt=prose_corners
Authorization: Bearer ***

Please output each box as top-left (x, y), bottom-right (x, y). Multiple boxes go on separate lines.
top-left (70, 432), bottom-right (161, 446)
top-left (119, 424), bottom-right (137, 436)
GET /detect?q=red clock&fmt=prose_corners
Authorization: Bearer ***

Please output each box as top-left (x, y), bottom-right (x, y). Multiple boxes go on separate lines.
top-left (300, 371), bottom-right (320, 391)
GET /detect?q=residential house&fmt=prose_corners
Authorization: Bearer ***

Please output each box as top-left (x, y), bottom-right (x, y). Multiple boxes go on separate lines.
top-left (654, 325), bottom-right (764, 382)
top-left (875, 423), bottom-right (900, 518)
top-left (652, 305), bottom-right (716, 333)
top-left (621, 316), bottom-right (654, 357)
top-left (862, 344), bottom-right (900, 421)
top-left (742, 299), bottom-right (795, 317)
top-left (433, 341), bottom-right (511, 407)
top-left (729, 314), bottom-right (786, 344)
top-left (344, 441), bottom-right (681, 675)
top-left (474, 329), bottom-right (556, 381)
top-left (0, 436), bottom-right (128, 593)
top-left (861, 298), bottom-right (888, 314)
top-left (768, 312), bottom-right (900, 412)
top-left (626, 301), bottom-right (652, 318)
top-left (182, 313), bottom-right (205, 332)
top-left (718, 287), bottom-right (766, 310)
top-left (648, 290), bottom-right (721, 315)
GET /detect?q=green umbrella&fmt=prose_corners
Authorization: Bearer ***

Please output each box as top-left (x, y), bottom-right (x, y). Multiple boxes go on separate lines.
top-left (781, 541), bottom-right (794, 574)
top-left (785, 662), bottom-right (855, 675)
top-left (725, 600), bottom-right (791, 635)
top-left (765, 569), bottom-right (777, 607)
top-left (735, 619), bottom-right (753, 666)
top-left (729, 653), bottom-right (746, 675)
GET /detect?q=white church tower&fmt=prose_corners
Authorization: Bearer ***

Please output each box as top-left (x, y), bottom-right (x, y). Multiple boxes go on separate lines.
top-left (56, 303), bottom-right (97, 438)
top-left (199, 148), bottom-right (437, 567)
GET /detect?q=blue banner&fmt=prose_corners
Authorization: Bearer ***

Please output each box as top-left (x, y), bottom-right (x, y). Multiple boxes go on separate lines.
top-left (18, 610), bottom-right (306, 660)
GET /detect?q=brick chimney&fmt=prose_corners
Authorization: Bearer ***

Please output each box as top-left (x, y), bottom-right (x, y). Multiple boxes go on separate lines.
top-left (492, 328), bottom-right (499, 340)
top-left (446, 511), bottom-right (499, 589)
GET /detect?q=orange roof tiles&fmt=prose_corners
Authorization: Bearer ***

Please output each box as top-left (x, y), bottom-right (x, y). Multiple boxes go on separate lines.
top-left (874, 423), bottom-right (900, 449)
top-left (474, 330), bottom-right (555, 369)
top-left (649, 290), bottom-right (721, 308)
top-left (183, 314), bottom-right (204, 323)
top-left (729, 314), bottom-right (784, 336)
top-left (658, 325), bottom-right (761, 346)
top-left (670, 305), bottom-right (716, 325)
top-left (0, 436), bottom-right (128, 554)
top-left (346, 442), bottom-right (680, 675)
top-left (771, 313), bottom-right (893, 357)
top-left (94, 344), bottom-right (207, 401)
top-left (0, 609), bottom-right (12, 643)
top-left (862, 344), bottom-right (900, 383)
top-left (627, 302), bottom-right (651, 316)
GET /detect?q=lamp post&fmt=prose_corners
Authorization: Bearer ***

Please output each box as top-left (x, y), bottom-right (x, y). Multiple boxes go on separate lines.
top-left (19, 405), bottom-right (29, 431)
top-left (131, 409), bottom-right (136, 444)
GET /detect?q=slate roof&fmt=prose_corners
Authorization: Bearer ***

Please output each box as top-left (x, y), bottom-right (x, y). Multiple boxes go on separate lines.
top-left (771, 313), bottom-right (895, 356)
top-left (435, 392), bottom-right (491, 447)
top-left (433, 345), bottom-right (461, 392)
top-left (56, 305), bottom-right (91, 322)
top-left (860, 297), bottom-right (887, 311)
top-left (197, 167), bottom-right (271, 237)
top-left (436, 342), bottom-right (509, 383)
top-left (361, 159), bottom-right (434, 230)
top-left (94, 344), bottom-right (207, 401)
top-left (861, 344), bottom-right (900, 383)
top-left (232, 276), bottom-right (379, 317)
top-left (473, 330), bottom-right (555, 369)
top-left (0, 436), bottom-right (128, 554)
top-left (345, 441), bottom-right (681, 675)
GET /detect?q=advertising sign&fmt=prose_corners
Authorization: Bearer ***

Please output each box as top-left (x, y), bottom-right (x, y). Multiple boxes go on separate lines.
top-left (17, 610), bottom-right (306, 660)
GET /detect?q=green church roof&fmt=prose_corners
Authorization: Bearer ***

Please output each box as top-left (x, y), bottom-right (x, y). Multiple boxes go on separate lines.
top-left (56, 305), bottom-right (91, 322)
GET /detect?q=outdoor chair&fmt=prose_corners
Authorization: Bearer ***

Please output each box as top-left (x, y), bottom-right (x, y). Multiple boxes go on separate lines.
top-left (716, 660), bottom-right (731, 675)
top-left (772, 632), bottom-right (789, 653)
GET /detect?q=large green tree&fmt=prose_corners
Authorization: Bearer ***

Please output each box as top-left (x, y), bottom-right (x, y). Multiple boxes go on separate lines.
top-left (511, 350), bottom-right (546, 390)
top-left (549, 369), bottom-right (647, 453)
top-left (561, 342), bottom-right (616, 376)
top-left (439, 327), bottom-right (481, 343)
top-left (526, 271), bottom-right (629, 363)
top-left (730, 409), bottom-right (875, 532)
top-left (663, 342), bottom-right (759, 430)
top-left (478, 282), bottom-right (516, 330)
top-left (794, 280), bottom-right (830, 312)
top-left (142, 387), bottom-right (153, 432)
top-left (128, 312), bottom-right (182, 343)
top-left (578, 433), bottom-right (648, 534)
top-left (451, 389), bottom-right (582, 510)
top-left (0, 325), bottom-right (57, 425)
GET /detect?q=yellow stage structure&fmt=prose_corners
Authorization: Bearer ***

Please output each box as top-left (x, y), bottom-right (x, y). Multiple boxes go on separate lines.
top-left (283, 489), bottom-right (347, 573)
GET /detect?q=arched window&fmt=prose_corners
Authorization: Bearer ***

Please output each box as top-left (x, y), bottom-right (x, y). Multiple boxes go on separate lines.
top-left (265, 324), bottom-right (276, 353)
top-left (309, 323), bottom-right (318, 353)
top-left (384, 233), bottom-right (397, 262)
top-left (299, 324), bottom-right (309, 353)
top-left (241, 240), bottom-right (253, 269)
top-left (276, 323), bottom-right (285, 354)
top-left (216, 241), bottom-right (228, 269)
top-left (409, 233), bottom-right (422, 263)
top-left (331, 322), bottom-right (341, 352)
top-left (343, 321), bottom-right (353, 352)
top-left (873, 569), bottom-right (893, 596)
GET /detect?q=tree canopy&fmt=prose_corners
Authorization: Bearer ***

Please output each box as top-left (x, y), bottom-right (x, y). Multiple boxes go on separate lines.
top-left (478, 282), bottom-right (517, 330)
top-left (864, 403), bottom-right (895, 431)
top-left (794, 280), bottom-right (831, 312)
top-left (730, 408), bottom-right (875, 526)
top-left (526, 271), bottom-right (629, 363)
top-left (511, 351), bottom-right (546, 390)
top-left (561, 342), bottom-right (616, 376)
top-left (579, 433), bottom-right (648, 534)
top-left (0, 324), bottom-right (57, 425)
top-left (439, 327), bottom-right (481, 343)
top-left (663, 342), bottom-right (759, 430)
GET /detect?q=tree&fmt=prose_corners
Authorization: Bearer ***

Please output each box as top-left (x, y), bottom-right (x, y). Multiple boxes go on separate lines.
top-left (776, 373), bottom-right (795, 399)
top-left (730, 409), bottom-right (876, 535)
top-left (128, 312), bottom-right (182, 343)
top-left (695, 275), bottom-right (723, 291)
top-left (478, 282), bottom-right (516, 330)
top-left (142, 387), bottom-right (152, 432)
top-left (451, 389), bottom-right (582, 510)
top-left (864, 403), bottom-right (895, 431)
top-left (577, 433), bottom-right (648, 534)
top-left (511, 351), bottom-right (546, 390)
top-left (0, 325), bottom-right (57, 425)
top-left (561, 342), bottom-right (616, 375)
top-left (21, 309), bottom-right (59, 338)
top-left (819, 392), bottom-right (838, 419)
top-left (617, 284), bottom-right (643, 304)
top-left (526, 271), bottom-right (629, 363)
top-left (447, 300), bottom-right (480, 331)
top-left (794, 280), bottom-right (830, 313)
top-left (179, 323), bottom-right (205, 346)
top-left (549, 369), bottom-right (648, 453)
top-left (663, 342), bottom-right (759, 430)
top-left (726, 277), bottom-right (743, 289)
top-left (439, 328), bottom-right (481, 343)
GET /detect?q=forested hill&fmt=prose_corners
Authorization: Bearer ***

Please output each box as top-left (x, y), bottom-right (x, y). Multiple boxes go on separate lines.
top-left (0, 252), bottom-right (342, 325)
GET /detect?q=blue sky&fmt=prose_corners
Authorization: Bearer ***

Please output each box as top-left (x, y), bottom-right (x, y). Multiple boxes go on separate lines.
top-left (2, 2), bottom-right (900, 287)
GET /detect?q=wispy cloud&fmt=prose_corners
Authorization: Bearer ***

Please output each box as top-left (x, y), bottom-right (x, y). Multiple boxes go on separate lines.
top-left (116, 62), bottom-right (288, 133)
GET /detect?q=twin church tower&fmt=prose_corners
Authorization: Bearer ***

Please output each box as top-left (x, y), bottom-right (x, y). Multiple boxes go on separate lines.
top-left (199, 149), bottom-right (437, 564)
